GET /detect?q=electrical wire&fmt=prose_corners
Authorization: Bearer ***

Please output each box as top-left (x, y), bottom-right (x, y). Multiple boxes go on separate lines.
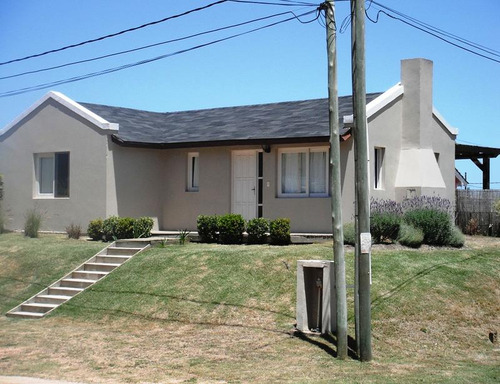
top-left (0, 0), bottom-right (229, 67)
top-left (0, 9), bottom-right (319, 98)
top-left (0, 11), bottom-right (307, 81)
top-left (366, 1), bottom-right (500, 64)
top-left (228, 0), bottom-right (317, 6)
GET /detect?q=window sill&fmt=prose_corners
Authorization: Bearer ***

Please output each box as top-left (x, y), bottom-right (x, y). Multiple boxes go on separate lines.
top-left (33, 196), bottom-right (70, 200)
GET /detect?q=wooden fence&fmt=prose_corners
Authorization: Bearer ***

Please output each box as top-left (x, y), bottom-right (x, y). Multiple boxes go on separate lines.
top-left (455, 190), bottom-right (500, 236)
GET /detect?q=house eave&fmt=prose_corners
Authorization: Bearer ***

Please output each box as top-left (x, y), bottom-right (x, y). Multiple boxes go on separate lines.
top-left (111, 135), bottom-right (337, 149)
top-left (0, 91), bottom-right (119, 138)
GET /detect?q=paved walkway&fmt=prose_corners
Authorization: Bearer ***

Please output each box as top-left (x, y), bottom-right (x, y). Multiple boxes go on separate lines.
top-left (0, 377), bottom-right (87, 384)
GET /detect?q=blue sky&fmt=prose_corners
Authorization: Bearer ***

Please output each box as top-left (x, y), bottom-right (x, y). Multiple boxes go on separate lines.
top-left (1, 0), bottom-right (499, 188)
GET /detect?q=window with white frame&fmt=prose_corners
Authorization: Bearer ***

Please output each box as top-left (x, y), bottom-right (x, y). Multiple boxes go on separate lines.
top-left (374, 147), bottom-right (385, 190)
top-left (278, 147), bottom-right (328, 197)
top-left (34, 152), bottom-right (70, 198)
top-left (187, 152), bottom-right (199, 192)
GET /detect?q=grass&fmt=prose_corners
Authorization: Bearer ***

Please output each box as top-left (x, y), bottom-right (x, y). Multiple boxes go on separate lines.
top-left (0, 232), bottom-right (499, 383)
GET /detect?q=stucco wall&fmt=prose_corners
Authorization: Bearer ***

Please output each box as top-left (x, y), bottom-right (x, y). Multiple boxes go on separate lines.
top-left (107, 142), bottom-right (164, 227)
top-left (161, 147), bottom-right (232, 230)
top-left (0, 99), bottom-right (108, 232)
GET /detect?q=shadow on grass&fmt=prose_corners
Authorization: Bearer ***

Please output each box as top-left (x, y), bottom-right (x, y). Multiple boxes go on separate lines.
top-left (293, 332), bottom-right (359, 360)
top-left (370, 252), bottom-right (486, 311)
top-left (88, 287), bottom-right (295, 319)
top-left (59, 301), bottom-right (291, 336)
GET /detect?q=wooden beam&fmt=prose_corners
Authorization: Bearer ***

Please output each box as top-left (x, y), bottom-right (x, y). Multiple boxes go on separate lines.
top-left (483, 157), bottom-right (490, 190)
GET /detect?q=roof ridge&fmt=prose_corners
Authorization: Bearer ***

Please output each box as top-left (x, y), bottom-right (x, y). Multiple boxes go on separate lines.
top-left (80, 92), bottom-right (383, 115)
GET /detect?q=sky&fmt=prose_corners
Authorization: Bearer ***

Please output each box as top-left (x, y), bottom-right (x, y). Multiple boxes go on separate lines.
top-left (0, 0), bottom-right (499, 189)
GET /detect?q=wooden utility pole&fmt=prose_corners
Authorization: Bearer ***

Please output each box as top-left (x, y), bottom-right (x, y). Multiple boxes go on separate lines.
top-left (322, 0), bottom-right (348, 360)
top-left (350, 0), bottom-right (372, 361)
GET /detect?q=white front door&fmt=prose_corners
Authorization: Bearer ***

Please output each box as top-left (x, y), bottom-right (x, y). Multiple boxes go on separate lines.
top-left (232, 150), bottom-right (257, 221)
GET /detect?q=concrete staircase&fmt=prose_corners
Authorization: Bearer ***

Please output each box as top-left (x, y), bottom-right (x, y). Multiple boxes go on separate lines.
top-left (6, 240), bottom-right (150, 319)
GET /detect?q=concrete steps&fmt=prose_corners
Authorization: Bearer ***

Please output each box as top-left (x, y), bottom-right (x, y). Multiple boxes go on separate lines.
top-left (6, 240), bottom-right (150, 319)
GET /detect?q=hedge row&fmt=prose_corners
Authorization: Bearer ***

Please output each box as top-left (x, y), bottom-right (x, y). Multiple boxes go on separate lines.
top-left (344, 196), bottom-right (464, 248)
top-left (87, 216), bottom-right (154, 241)
top-left (197, 214), bottom-right (290, 245)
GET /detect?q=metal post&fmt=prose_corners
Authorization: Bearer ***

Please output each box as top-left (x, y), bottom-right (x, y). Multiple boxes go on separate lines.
top-left (351, 0), bottom-right (372, 361)
top-left (323, 0), bottom-right (348, 360)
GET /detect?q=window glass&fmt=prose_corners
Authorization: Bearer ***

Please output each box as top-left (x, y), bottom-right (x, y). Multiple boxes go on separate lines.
top-left (187, 153), bottom-right (199, 192)
top-left (55, 152), bottom-right (70, 197)
top-left (309, 151), bottom-right (327, 194)
top-left (39, 157), bottom-right (54, 194)
top-left (281, 152), bottom-right (306, 194)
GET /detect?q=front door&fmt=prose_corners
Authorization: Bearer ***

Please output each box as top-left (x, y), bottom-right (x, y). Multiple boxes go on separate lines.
top-left (232, 150), bottom-right (257, 221)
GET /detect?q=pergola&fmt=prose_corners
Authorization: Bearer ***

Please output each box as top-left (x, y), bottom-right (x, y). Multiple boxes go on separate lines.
top-left (456, 144), bottom-right (500, 189)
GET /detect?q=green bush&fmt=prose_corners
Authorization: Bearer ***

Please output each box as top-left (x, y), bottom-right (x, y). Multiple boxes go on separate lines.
top-left (397, 223), bottom-right (424, 248)
top-left (343, 222), bottom-right (356, 245)
top-left (218, 214), bottom-right (245, 244)
top-left (24, 208), bottom-right (42, 238)
top-left (270, 218), bottom-right (291, 245)
top-left (403, 209), bottom-right (452, 246)
top-left (494, 199), bottom-right (500, 216)
top-left (371, 212), bottom-right (401, 244)
top-left (247, 218), bottom-right (269, 244)
top-left (197, 215), bottom-right (219, 243)
top-left (116, 217), bottom-right (135, 239)
top-left (66, 223), bottom-right (82, 240)
top-left (103, 216), bottom-right (120, 241)
top-left (87, 219), bottom-right (104, 241)
top-left (448, 226), bottom-right (465, 248)
top-left (0, 203), bottom-right (4, 234)
top-left (133, 217), bottom-right (154, 238)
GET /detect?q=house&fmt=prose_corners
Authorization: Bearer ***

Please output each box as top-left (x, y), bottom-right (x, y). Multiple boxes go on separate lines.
top-left (0, 58), bottom-right (457, 234)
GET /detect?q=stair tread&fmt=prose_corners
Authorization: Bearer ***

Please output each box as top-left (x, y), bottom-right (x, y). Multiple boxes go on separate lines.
top-left (8, 311), bottom-right (45, 318)
top-left (61, 278), bottom-right (97, 283)
top-left (86, 262), bottom-right (121, 267)
top-left (74, 270), bottom-right (109, 275)
top-left (37, 294), bottom-right (72, 300)
top-left (51, 286), bottom-right (83, 291)
top-left (23, 302), bottom-right (58, 308)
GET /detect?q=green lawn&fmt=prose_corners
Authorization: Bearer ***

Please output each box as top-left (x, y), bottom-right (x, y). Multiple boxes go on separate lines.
top-left (1, 233), bottom-right (499, 383)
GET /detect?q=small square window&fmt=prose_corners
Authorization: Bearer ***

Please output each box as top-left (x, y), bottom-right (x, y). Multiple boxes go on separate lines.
top-left (35, 152), bottom-right (70, 198)
top-left (187, 152), bottom-right (199, 192)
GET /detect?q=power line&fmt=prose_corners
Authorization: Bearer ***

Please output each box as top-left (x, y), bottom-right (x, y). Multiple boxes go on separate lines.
top-left (0, 0), bottom-right (229, 67)
top-left (0, 9), bottom-right (319, 98)
top-left (0, 10), bottom-right (307, 81)
top-left (366, 1), bottom-right (500, 65)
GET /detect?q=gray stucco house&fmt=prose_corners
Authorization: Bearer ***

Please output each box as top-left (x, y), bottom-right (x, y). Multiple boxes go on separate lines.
top-left (0, 58), bottom-right (457, 233)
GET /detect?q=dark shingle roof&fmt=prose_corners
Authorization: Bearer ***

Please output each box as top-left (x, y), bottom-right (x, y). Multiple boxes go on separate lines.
top-left (80, 93), bottom-right (382, 148)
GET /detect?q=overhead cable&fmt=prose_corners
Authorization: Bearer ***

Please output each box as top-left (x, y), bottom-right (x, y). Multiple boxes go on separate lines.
top-left (0, 9), bottom-right (319, 98)
top-left (0, 0), bottom-right (229, 66)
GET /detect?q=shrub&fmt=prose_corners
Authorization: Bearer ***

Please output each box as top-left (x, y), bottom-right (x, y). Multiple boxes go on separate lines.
top-left (133, 217), bottom-right (154, 238)
top-left (66, 223), bottom-right (82, 240)
top-left (448, 226), bottom-right (465, 248)
top-left (116, 217), bottom-right (135, 239)
top-left (397, 223), bottom-right (424, 248)
top-left (87, 219), bottom-right (104, 241)
top-left (24, 208), bottom-right (42, 238)
top-left (103, 216), bottom-right (120, 241)
top-left (494, 199), bottom-right (500, 215)
top-left (403, 209), bottom-right (452, 246)
top-left (343, 222), bottom-right (356, 245)
top-left (247, 218), bottom-right (269, 244)
top-left (197, 215), bottom-right (219, 243)
top-left (464, 217), bottom-right (480, 236)
top-left (218, 214), bottom-right (245, 244)
top-left (371, 212), bottom-right (401, 244)
top-left (270, 218), bottom-right (291, 245)
top-left (0, 204), bottom-right (4, 234)
top-left (178, 229), bottom-right (190, 245)
top-left (402, 195), bottom-right (452, 215)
